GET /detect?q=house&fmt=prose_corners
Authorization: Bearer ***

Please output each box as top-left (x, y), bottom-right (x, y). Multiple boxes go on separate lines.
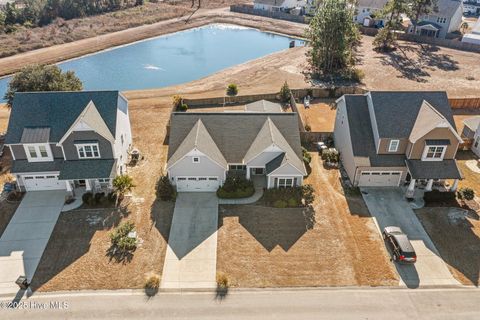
top-left (408, 0), bottom-right (464, 38)
top-left (462, 116), bottom-right (480, 156)
top-left (463, 1), bottom-right (480, 15)
top-left (462, 17), bottom-right (480, 44)
top-left (166, 109), bottom-right (306, 192)
top-left (4, 91), bottom-right (132, 194)
top-left (334, 91), bottom-right (463, 197)
top-left (253, 0), bottom-right (307, 13)
top-left (354, 0), bottom-right (388, 26)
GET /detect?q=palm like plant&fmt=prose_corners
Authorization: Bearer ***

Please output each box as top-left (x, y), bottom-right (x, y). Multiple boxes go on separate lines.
top-left (112, 175), bottom-right (135, 206)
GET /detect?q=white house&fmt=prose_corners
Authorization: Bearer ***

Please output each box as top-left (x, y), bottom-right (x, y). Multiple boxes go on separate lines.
top-left (253, 0), bottom-right (307, 12)
top-left (354, 0), bottom-right (389, 25)
top-left (462, 116), bottom-right (480, 156)
top-left (462, 17), bottom-right (480, 44)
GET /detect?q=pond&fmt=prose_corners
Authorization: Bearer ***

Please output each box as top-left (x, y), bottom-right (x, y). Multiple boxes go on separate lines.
top-left (0, 24), bottom-right (303, 101)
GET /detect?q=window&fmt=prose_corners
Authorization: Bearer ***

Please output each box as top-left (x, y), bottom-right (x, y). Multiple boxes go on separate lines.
top-left (229, 165), bottom-right (246, 171)
top-left (76, 144), bottom-right (100, 159)
top-left (192, 157), bottom-right (200, 163)
top-left (423, 146), bottom-right (446, 160)
top-left (278, 178), bottom-right (294, 188)
top-left (198, 177), bottom-right (207, 181)
top-left (24, 144), bottom-right (51, 162)
top-left (121, 134), bottom-right (124, 146)
top-left (475, 137), bottom-right (479, 148)
top-left (39, 145), bottom-right (48, 157)
top-left (177, 177), bottom-right (186, 181)
top-left (388, 140), bottom-right (399, 152)
top-left (28, 146), bottom-right (37, 158)
top-left (209, 177), bottom-right (218, 181)
top-left (436, 17), bottom-right (446, 24)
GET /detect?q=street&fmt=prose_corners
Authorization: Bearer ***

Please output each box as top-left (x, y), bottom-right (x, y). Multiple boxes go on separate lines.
top-left (0, 287), bottom-right (479, 319)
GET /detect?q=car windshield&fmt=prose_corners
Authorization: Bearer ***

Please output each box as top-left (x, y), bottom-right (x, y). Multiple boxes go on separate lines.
top-left (402, 251), bottom-right (416, 258)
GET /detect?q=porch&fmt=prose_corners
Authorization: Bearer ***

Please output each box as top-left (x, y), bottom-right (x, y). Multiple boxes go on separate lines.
top-left (65, 178), bottom-right (113, 196)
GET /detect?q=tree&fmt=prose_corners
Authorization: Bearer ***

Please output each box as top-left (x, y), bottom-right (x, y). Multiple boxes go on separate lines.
top-left (305, 0), bottom-right (359, 76)
top-left (112, 174), bottom-right (135, 206)
top-left (409, 0), bottom-right (437, 35)
top-left (4, 64), bottom-right (83, 108)
top-left (373, 0), bottom-right (410, 51)
top-left (226, 83), bottom-right (238, 97)
top-left (279, 81), bottom-right (291, 102)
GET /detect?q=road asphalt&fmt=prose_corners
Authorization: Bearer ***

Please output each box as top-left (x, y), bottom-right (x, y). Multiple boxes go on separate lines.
top-left (0, 287), bottom-right (479, 319)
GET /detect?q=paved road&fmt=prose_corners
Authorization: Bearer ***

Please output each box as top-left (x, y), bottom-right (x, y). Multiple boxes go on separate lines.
top-left (361, 188), bottom-right (459, 288)
top-left (0, 191), bottom-right (65, 296)
top-left (161, 193), bottom-right (218, 289)
top-left (1, 288), bottom-right (479, 319)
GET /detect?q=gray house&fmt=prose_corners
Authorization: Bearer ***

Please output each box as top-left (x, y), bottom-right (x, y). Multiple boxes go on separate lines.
top-left (166, 110), bottom-right (306, 192)
top-left (408, 0), bottom-right (464, 38)
top-left (5, 91), bottom-right (132, 193)
top-left (334, 91), bottom-right (463, 196)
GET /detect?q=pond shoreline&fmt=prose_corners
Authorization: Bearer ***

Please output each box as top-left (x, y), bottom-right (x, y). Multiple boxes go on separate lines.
top-left (0, 7), bottom-right (306, 78)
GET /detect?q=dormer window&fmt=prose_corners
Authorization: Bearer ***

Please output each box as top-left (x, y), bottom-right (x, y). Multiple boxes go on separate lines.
top-left (422, 145), bottom-right (446, 161)
top-left (24, 144), bottom-right (53, 162)
top-left (192, 157), bottom-right (200, 163)
top-left (76, 143), bottom-right (100, 159)
top-left (388, 140), bottom-right (399, 152)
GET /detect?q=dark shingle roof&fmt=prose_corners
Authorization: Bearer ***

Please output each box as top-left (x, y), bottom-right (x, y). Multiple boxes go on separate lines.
top-left (405, 159), bottom-right (462, 179)
top-left (345, 95), bottom-right (406, 167)
top-left (5, 91), bottom-right (120, 144)
top-left (58, 159), bottom-right (117, 180)
top-left (168, 112), bottom-right (303, 164)
top-left (11, 159), bottom-right (63, 173)
top-left (425, 139), bottom-right (451, 145)
top-left (369, 91), bottom-right (455, 139)
top-left (265, 153), bottom-right (286, 174)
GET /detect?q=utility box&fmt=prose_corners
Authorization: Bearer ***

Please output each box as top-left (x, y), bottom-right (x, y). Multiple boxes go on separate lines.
top-left (15, 276), bottom-right (29, 290)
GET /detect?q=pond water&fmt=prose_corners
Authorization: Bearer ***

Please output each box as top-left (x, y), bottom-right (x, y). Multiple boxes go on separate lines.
top-left (0, 24), bottom-right (303, 101)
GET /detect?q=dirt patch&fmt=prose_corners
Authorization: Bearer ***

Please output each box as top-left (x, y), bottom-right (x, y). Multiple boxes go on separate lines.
top-left (0, 105), bottom-right (9, 133)
top-left (31, 97), bottom-right (176, 292)
top-left (297, 99), bottom-right (336, 132)
top-left (416, 207), bottom-right (480, 286)
top-left (456, 151), bottom-right (480, 196)
top-left (216, 153), bottom-right (398, 287)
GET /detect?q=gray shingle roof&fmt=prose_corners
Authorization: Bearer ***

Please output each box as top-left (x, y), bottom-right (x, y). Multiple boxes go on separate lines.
top-left (245, 100), bottom-right (283, 113)
top-left (463, 116), bottom-right (480, 132)
top-left (11, 159), bottom-right (63, 173)
top-left (5, 91), bottom-right (120, 144)
top-left (58, 159), bottom-right (117, 180)
top-left (265, 153), bottom-right (286, 174)
top-left (369, 91), bottom-right (455, 139)
top-left (20, 127), bottom-right (51, 143)
top-left (436, 0), bottom-right (463, 18)
top-left (344, 95), bottom-right (406, 167)
top-left (405, 159), bottom-right (462, 179)
top-left (168, 112), bottom-right (303, 167)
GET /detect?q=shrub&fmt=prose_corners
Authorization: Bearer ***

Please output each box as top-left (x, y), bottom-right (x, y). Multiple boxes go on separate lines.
top-left (110, 221), bottom-right (137, 252)
top-left (216, 272), bottom-right (229, 289)
top-left (107, 192), bottom-right (117, 203)
top-left (145, 274), bottom-right (160, 290)
top-left (301, 184), bottom-right (315, 206)
top-left (287, 198), bottom-right (298, 207)
top-left (304, 124), bottom-right (311, 132)
top-left (172, 95), bottom-right (182, 109)
top-left (321, 148), bottom-right (339, 164)
top-left (457, 187), bottom-right (475, 201)
top-left (216, 175), bottom-right (255, 199)
top-left (302, 147), bottom-right (311, 164)
top-left (178, 103), bottom-right (188, 111)
top-left (350, 68), bottom-right (365, 83)
top-left (94, 192), bottom-right (105, 204)
top-left (156, 175), bottom-right (176, 201)
top-left (274, 200), bottom-right (288, 208)
top-left (113, 175), bottom-right (135, 205)
top-left (82, 192), bottom-right (94, 205)
top-left (226, 83), bottom-right (238, 96)
top-left (279, 81), bottom-right (291, 102)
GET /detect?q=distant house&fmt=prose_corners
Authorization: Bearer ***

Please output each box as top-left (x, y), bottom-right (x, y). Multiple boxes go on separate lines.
top-left (462, 116), bottom-right (480, 156)
top-left (462, 17), bottom-right (480, 44)
top-left (253, 0), bottom-right (307, 13)
top-left (166, 104), bottom-right (306, 192)
top-left (5, 91), bottom-right (132, 193)
top-left (463, 1), bottom-right (480, 15)
top-left (408, 0), bottom-right (464, 38)
top-left (354, 0), bottom-right (388, 26)
top-left (334, 91), bottom-right (463, 197)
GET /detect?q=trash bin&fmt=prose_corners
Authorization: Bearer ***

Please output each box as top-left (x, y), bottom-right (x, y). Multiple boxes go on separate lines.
top-left (15, 276), bottom-right (29, 290)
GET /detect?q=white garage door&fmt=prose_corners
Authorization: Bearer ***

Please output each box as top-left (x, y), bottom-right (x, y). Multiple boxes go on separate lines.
top-left (358, 171), bottom-right (402, 187)
top-left (22, 175), bottom-right (65, 191)
top-left (176, 177), bottom-right (220, 192)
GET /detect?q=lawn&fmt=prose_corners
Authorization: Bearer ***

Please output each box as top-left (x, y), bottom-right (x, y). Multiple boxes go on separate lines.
top-left (216, 153), bottom-right (398, 287)
top-left (30, 97), bottom-right (176, 291)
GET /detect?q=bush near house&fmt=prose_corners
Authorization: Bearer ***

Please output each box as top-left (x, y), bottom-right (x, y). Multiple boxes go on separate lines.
top-left (263, 185), bottom-right (315, 207)
top-left (109, 221), bottom-right (137, 252)
top-left (457, 187), bottom-right (475, 201)
top-left (156, 175), bottom-right (176, 201)
top-left (226, 83), bottom-right (238, 97)
top-left (216, 175), bottom-right (254, 199)
top-left (302, 147), bottom-right (312, 164)
top-left (321, 148), bottom-right (339, 164)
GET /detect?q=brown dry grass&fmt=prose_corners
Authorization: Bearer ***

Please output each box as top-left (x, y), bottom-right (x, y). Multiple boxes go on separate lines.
top-left (416, 207), bottom-right (480, 286)
top-left (31, 98), bottom-right (176, 291)
top-left (456, 151), bottom-right (480, 195)
top-left (297, 99), bottom-right (336, 132)
top-left (216, 153), bottom-right (398, 287)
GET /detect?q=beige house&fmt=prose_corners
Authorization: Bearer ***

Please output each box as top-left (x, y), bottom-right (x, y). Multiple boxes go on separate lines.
top-left (334, 91), bottom-right (463, 197)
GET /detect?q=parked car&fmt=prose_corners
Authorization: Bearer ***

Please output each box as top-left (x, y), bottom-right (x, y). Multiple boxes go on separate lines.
top-left (382, 226), bottom-right (417, 264)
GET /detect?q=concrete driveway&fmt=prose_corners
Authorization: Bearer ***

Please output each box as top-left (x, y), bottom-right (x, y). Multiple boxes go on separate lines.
top-left (361, 188), bottom-right (460, 288)
top-left (0, 191), bottom-right (65, 295)
top-left (161, 193), bottom-right (218, 289)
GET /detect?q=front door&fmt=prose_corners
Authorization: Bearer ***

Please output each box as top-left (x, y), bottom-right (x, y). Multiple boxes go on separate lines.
top-left (253, 168), bottom-right (264, 175)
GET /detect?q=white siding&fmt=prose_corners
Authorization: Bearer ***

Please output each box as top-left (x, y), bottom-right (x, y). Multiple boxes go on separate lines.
top-left (113, 94), bottom-right (133, 174)
top-left (168, 154), bottom-right (226, 184)
top-left (247, 150), bottom-right (283, 167)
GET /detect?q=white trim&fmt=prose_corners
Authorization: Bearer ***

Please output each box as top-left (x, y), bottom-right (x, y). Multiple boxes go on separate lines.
top-left (358, 170), bottom-right (403, 186)
top-left (388, 139), bottom-right (400, 152)
top-left (267, 161), bottom-right (306, 177)
top-left (167, 148), bottom-right (228, 171)
top-left (75, 143), bottom-right (101, 159)
top-left (421, 145), bottom-right (447, 161)
top-left (9, 145), bottom-right (15, 160)
top-left (23, 143), bottom-right (54, 162)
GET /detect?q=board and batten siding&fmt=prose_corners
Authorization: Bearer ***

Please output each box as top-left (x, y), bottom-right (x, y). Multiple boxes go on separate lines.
top-left (10, 143), bottom-right (63, 160)
top-left (408, 127), bottom-right (459, 159)
top-left (62, 130), bottom-right (114, 160)
top-left (113, 95), bottom-right (133, 169)
top-left (168, 155), bottom-right (226, 182)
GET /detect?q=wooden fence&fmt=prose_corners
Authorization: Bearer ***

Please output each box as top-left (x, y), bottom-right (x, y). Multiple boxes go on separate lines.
top-left (449, 98), bottom-right (480, 109)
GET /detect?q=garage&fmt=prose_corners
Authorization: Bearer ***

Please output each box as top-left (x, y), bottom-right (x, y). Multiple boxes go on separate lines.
top-left (22, 174), bottom-right (65, 191)
top-left (358, 171), bottom-right (402, 187)
top-left (175, 176), bottom-right (220, 192)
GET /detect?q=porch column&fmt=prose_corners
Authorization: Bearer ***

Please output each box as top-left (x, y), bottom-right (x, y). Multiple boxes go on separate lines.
top-left (65, 180), bottom-right (72, 192)
top-left (451, 179), bottom-right (459, 192)
top-left (425, 179), bottom-right (434, 192)
top-left (246, 167), bottom-right (250, 180)
top-left (405, 179), bottom-right (416, 198)
top-left (85, 179), bottom-right (92, 191)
